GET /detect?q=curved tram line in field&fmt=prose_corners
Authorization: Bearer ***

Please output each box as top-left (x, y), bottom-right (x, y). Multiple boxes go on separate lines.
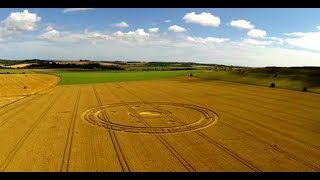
top-left (81, 102), bottom-right (218, 134)
top-left (0, 74), bottom-right (61, 109)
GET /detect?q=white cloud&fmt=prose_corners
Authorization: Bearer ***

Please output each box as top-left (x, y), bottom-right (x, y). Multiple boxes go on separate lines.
top-left (38, 28), bottom-right (110, 42)
top-left (3, 10), bottom-right (41, 32)
top-left (284, 32), bottom-right (305, 37)
top-left (284, 31), bottom-right (320, 51)
top-left (247, 29), bottom-right (267, 38)
top-left (113, 29), bottom-right (150, 42)
top-left (183, 12), bottom-right (220, 27)
top-left (114, 22), bottom-right (129, 28)
top-left (0, 29), bottom-right (6, 41)
top-left (242, 38), bottom-right (272, 45)
top-left (148, 27), bottom-right (159, 33)
top-left (316, 26), bottom-right (320, 31)
top-left (38, 27), bottom-right (152, 44)
top-left (63, 8), bottom-right (94, 13)
top-left (0, 10), bottom-right (41, 39)
top-left (168, 25), bottom-right (186, 33)
top-left (45, 26), bottom-right (55, 31)
top-left (164, 20), bottom-right (171, 23)
top-left (266, 37), bottom-right (284, 45)
top-left (187, 36), bottom-right (229, 44)
top-left (39, 29), bottom-right (61, 40)
top-left (230, 20), bottom-right (254, 29)
top-left (83, 30), bottom-right (110, 41)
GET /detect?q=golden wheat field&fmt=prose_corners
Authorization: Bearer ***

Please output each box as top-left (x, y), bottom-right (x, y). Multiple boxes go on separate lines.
top-left (0, 74), bottom-right (319, 172)
top-left (0, 74), bottom-right (60, 108)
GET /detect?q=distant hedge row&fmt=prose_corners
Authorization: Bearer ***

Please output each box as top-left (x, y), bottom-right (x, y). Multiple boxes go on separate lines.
top-left (27, 62), bottom-right (125, 70)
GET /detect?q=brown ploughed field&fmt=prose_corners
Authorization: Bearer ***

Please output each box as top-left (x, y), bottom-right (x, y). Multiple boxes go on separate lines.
top-left (0, 75), bottom-right (319, 172)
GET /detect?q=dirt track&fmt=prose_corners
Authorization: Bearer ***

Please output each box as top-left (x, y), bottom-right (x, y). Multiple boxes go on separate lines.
top-left (0, 76), bottom-right (319, 172)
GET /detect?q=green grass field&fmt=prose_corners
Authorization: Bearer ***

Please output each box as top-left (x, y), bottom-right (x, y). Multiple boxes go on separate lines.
top-left (52, 70), bottom-right (199, 85)
top-left (0, 69), bottom-right (36, 74)
top-left (193, 70), bottom-right (320, 93)
top-left (0, 69), bottom-right (59, 74)
top-left (2, 67), bottom-right (319, 93)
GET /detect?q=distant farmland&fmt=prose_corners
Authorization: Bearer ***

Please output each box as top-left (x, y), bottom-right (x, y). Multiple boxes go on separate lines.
top-left (52, 70), bottom-right (199, 85)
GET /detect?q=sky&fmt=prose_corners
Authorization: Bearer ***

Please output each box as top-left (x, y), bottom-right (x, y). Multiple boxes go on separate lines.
top-left (0, 8), bottom-right (320, 67)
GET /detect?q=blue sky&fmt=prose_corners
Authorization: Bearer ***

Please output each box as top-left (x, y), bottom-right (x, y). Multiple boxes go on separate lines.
top-left (0, 8), bottom-right (320, 67)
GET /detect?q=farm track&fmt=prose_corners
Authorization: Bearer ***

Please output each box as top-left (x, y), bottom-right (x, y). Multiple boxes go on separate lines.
top-left (0, 75), bottom-right (319, 171)
top-left (60, 89), bottom-right (81, 172)
top-left (92, 85), bottom-right (130, 172)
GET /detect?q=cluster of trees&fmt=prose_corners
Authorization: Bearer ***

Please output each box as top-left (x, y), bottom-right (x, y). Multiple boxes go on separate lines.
top-left (138, 67), bottom-right (195, 71)
top-left (146, 62), bottom-right (193, 67)
top-left (27, 61), bottom-right (124, 70)
top-left (0, 59), bottom-right (21, 66)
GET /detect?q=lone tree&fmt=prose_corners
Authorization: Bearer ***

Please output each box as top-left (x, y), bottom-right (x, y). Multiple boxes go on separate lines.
top-left (303, 87), bottom-right (308, 92)
top-left (270, 83), bottom-right (276, 88)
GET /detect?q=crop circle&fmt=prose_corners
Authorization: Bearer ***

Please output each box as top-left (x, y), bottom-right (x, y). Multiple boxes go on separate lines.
top-left (81, 102), bottom-right (218, 134)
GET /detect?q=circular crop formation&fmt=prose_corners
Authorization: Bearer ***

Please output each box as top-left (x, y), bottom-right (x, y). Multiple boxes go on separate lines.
top-left (81, 102), bottom-right (218, 134)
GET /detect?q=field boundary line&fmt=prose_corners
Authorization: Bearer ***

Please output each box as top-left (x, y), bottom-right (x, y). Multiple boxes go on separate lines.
top-left (0, 85), bottom-right (61, 117)
top-left (0, 95), bottom-right (29, 110)
top-left (0, 74), bottom-right (61, 111)
top-left (0, 95), bottom-right (40, 127)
